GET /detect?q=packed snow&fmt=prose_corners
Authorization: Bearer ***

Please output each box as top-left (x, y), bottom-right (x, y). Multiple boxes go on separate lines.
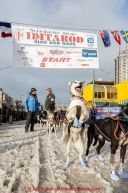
top-left (0, 121), bottom-right (128, 193)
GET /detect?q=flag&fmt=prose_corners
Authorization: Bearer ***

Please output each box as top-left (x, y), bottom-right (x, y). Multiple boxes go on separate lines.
top-left (120, 30), bottom-right (128, 43)
top-left (99, 30), bottom-right (111, 47)
top-left (111, 30), bottom-right (121, 45)
top-left (0, 22), bottom-right (12, 38)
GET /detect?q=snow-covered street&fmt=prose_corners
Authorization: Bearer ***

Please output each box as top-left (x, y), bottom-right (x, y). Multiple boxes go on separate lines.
top-left (0, 121), bottom-right (128, 193)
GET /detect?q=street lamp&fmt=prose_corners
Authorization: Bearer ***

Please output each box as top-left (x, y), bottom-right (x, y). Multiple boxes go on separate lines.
top-left (20, 95), bottom-right (24, 102)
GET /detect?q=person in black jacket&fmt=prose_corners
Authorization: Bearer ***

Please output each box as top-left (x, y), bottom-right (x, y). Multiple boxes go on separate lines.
top-left (90, 107), bottom-right (97, 122)
top-left (45, 88), bottom-right (55, 112)
top-left (103, 100), bottom-right (109, 107)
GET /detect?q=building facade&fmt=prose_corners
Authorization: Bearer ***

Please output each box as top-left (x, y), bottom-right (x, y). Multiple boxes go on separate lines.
top-left (0, 89), bottom-right (14, 108)
top-left (115, 50), bottom-right (128, 84)
top-left (113, 80), bottom-right (128, 104)
top-left (55, 103), bottom-right (69, 111)
top-left (83, 80), bottom-right (118, 106)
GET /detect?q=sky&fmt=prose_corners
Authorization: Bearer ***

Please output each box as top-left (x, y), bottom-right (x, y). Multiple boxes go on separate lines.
top-left (0, 0), bottom-right (128, 106)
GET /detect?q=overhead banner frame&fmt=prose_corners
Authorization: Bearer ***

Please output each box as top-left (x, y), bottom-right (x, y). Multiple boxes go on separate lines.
top-left (12, 25), bottom-right (99, 68)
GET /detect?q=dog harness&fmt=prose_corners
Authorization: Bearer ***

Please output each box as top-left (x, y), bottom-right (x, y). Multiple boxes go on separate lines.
top-left (67, 99), bottom-right (87, 112)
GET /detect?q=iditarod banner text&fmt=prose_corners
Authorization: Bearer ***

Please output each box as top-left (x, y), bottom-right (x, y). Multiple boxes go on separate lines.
top-left (12, 25), bottom-right (99, 68)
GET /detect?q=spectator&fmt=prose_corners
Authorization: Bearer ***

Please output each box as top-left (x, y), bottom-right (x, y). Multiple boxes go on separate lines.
top-left (24, 88), bottom-right (39, 132)
top-left (0, 108), bottom-right (2, 125)
top-left (7, 105), bottom-right (13, 124)
top-left (2, 105), bottom-right (7, 123)
top-left (90, 107), bottom-right (97, 122)
top-left (45, 88), bottom-right (55, 112)
top-left (103, 100), bottom-right (109, 107)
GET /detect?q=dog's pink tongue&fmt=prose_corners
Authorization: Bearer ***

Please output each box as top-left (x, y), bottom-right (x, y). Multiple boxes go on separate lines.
top-left (76, 87), bottom-right (81, 91)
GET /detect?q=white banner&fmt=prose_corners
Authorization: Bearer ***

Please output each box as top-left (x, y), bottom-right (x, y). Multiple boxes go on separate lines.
top-left (12, 25), bottom-right (98, 48)
top-left (13, 45), bottom-right (99, 68)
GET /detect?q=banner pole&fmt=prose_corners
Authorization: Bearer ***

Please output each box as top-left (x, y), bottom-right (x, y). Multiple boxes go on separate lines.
top-left (92, 68), bottom-right (95, 105)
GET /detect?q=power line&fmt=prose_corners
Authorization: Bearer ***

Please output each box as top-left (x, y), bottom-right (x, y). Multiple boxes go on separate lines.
top-left (0, 10), bottom-right (124, 31)
top-left (0, 10), bottom-right (101, 29)
top-left (0, 66), bottom-right (11, 71)
top-left (99, 69), bottom-right (114, 78)
top-left (101, 71), bottom-right (114, 78)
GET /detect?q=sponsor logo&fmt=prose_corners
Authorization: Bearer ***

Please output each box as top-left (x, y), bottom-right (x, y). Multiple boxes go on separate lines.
top-left (52, 63), bottom-right (59, 67)
top-left (16, 46), bottom-right (28, 54)
top-left (22, 57), bottom-right (33, 62)
top-left (37, 51), bottom-right (44, 55)
top-left (66, 51), bottom-right (81, 54)
top-left (82, 49), bottom-right (97, 57)
top-left (40, 63), bottom-right (45, 67)
top-left (87, 38), bottom-right (94, 43)
top-left (77, 59), bottom-right (87, 61)
top-left (23, 62), bottom-right (31, 66)
top-left (81, 64), bottom-right (89, 67)
top-left (66, 63), bottom-right (73, 67)
top-left (50, 49), bottom-right (64, 55)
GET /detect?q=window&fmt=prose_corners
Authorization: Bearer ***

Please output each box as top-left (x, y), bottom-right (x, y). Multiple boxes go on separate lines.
top-left (94, 85), bottom-right (105, 99)
top-left (94, 92), bottom-right (97, 98)
top-left (106, 86), bottom-right (117, 100)
top-left (107, 92), bottom-right (110, 99)
top-left (98, 92), bottom-right (101, 98)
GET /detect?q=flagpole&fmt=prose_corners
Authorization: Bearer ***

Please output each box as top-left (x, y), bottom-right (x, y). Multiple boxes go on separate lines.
top-left (92, 68), bottom-right (95, 105)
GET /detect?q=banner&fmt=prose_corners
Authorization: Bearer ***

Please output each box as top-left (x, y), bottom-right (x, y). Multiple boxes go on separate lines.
top-left (13, 45), bottom-right (99, 68)
top-left (12, 25), bottom-right (98, 48)
top-left (96, 107), bottom-right (121, 119)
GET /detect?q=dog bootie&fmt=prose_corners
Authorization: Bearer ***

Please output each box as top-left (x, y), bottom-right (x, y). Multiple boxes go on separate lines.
top-left (98, 154), bottom-right (105, 162)
top-left (84, 156), bottom-right (88, 163)
top-left (47, 135), bottom-right (52, 140)
top-left (77, 122), bottom-right (82, 128)
top-left (58, 133), bottom-right (62, 137)
top-left (110, 170), bottom-right (119, 181)
top-left (121, 169), bottom-right (128, 179)
top-left (63, 162), bottom-right (69, 169)
top-left (81, 161), bottom-right (86, 167)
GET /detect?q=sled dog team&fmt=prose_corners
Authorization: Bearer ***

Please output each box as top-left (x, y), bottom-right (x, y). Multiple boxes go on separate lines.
top-left (38, 80), bottom-right (128, 181)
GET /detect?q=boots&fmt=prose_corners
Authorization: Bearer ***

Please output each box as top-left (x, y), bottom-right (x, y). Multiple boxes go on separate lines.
top-left (25, 126), bottom-right (29, 133)
top-left (30, 127), bottom-right (34, 131)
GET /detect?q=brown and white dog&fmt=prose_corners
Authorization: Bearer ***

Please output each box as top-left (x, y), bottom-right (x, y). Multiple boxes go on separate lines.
top-left (37, 114), bottom-right (47, 129)
top-left (62, 80), bottom-right (89, 169)
top-left (46, 110), bottom-right (58, 139)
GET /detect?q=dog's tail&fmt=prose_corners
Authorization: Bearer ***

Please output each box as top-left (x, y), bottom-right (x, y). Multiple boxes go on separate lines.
top-left (93, 136), bottom-right (98, 146)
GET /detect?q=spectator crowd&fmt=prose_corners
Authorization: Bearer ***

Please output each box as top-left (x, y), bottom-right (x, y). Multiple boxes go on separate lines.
top-left (0, 104), bottom-right (27, 125)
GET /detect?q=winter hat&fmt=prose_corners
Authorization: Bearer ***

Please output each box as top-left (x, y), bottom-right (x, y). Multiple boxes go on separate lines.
top-left (46, 88), bottom-right (52, 92)
top-left (31, 88), bottom-right (37, 92)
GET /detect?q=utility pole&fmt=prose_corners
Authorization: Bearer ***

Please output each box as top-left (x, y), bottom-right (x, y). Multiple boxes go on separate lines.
top-left (92, 68), bottom-right (95, 105)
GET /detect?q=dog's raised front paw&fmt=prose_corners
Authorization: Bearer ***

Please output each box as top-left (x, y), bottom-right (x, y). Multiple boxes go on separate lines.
top-left (73, 117), bottom-right (79, 128)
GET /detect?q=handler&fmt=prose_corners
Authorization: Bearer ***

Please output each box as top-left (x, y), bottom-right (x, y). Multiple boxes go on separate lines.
top-left (45, 88), bottom-right (55, 112)
top-left (24, 88), bottom-right (39, 132)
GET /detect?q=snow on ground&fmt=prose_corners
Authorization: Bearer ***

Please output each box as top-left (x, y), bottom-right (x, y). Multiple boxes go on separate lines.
top-left (0, 121), bottom-right (128, 193)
